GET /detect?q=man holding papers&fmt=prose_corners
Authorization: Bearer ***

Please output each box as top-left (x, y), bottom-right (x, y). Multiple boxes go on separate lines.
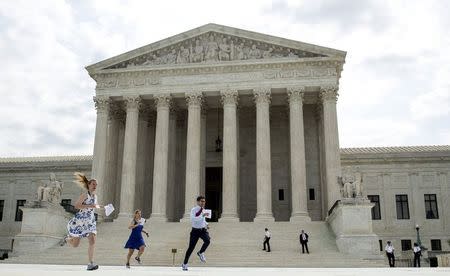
top-left (182, 195), bottom-right (211, 271)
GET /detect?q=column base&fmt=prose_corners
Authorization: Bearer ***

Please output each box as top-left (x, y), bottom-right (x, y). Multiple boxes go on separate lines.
top-left (148, 213), bottom-right (168, 223)
top-left (253, 213), bottom-right (275, 222)
top-left (218, 213), bottom-right (240, 222)
top-left (179, 213), bottom-right (191, 223)
top-left (289, 212), bottom-right (311, 223)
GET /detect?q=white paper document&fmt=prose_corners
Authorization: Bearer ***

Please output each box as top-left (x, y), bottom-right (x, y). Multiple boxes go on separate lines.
top-left (104, 203), bottom-right (115, 216)
top-left (203, 209), bottom-right (212, 219)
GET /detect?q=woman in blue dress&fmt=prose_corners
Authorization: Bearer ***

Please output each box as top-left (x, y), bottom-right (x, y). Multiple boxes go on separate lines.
top-left (61, 172), bottom-right (103, 271)
top-left (125, 209), bottom-right (149, 268)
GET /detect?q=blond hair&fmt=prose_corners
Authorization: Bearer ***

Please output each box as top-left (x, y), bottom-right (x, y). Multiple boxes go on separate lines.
top-left (73, 172), bottom-right (96, 190)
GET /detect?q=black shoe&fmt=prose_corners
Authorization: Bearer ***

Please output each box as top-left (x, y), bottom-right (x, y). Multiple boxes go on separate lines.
top-left (126, 263), bottom-right (130, 269)
top-left (135, 256), bottom-right (141, 264)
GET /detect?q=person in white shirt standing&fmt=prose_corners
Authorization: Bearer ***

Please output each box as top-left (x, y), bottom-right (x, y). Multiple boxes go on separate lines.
top-left (263, 228), bottom-right (271, 252)
top-left (385, 241), bottom-right (395, 267)
top-left (413, 242), bottom-right (422, 267)
top-left (182, 196), bottom-right (210, 271)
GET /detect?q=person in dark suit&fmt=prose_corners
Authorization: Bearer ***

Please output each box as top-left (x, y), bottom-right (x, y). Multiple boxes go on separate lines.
top-left (299, 229), bottom-right (309, 254)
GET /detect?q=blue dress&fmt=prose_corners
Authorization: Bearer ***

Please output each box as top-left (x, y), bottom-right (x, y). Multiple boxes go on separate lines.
top-left (124, 223), bottom-right (146, 250)
top-left (67, 193), bottom-right (97, 237)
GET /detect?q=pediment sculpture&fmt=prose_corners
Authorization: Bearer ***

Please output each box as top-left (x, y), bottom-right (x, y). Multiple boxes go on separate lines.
top-left (106, 32), bottom-right (326, 69)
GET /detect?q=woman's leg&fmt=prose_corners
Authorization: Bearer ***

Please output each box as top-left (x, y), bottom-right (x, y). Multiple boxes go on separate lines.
top-left (137, 245), bottom-right (145, 258)
top-left (68, 237), bottom-right (80, 248)
top-left (127, 249), bottom-right (134, 264)
top-left (87, 234), bottom-right (96, 263)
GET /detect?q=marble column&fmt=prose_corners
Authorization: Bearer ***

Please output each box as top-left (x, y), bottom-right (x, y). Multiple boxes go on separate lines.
top-left (288, 87), bottom-right (311, 222)
top-left (253, 88), bottom-right (275, 222)
top-left (320, 86), bottom-right (342, 213)
top-left (167, 106), bottom-right (178, 221)
top-left (182, 92), bottom-right (203, 221)
top-left (219, 89), bottom-right (239, 222)
top-left (104, 102), bottom-right (123, 214)
top-left (150, 94), bottom-right (172, 222)
top-left (135, 105), bottom-right (152, 211)
top-left (92, 96), bottom-right (110, 212)
top-left (118, 95), bottom-right (142, 218)
top-left (143, 113), bottom-right (156, 218)
top-left (200, 105), bottom-right (207, 197)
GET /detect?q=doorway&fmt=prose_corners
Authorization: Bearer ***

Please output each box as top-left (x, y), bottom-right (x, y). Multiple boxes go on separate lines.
top-left (205, 167), bottom-right (222, 222)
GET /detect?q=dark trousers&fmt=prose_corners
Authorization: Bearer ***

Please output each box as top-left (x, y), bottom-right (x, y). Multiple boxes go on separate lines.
top-left (414, 253), bottom-right (421, 267)
top-left (263, 237), bottom-right (271, 252)
top-left (301, 242), bottom-right (309, 253)
top-left (387, 252), bottom-right (395, 267)
top-left (183, 228), bottom-right (210, 265)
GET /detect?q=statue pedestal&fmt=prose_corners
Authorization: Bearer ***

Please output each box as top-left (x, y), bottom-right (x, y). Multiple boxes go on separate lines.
top-left (14, 201), bottom-right (72, 254)
top-left (326, 198), bottom-right (381, 257)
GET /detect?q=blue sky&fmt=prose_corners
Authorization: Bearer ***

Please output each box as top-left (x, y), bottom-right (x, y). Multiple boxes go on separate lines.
top-left (0, 0), bottom-right (449, 157)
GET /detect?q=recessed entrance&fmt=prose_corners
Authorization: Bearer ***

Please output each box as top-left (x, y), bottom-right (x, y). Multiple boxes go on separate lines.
top-left (205, 167), bottom-right (223, 222)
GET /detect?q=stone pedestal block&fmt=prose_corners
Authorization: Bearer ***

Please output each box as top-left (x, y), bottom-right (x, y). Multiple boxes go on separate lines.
top-left (13, 202), bottom-right (72, 254)
top-left (326, 198), bottom-right (380, 257)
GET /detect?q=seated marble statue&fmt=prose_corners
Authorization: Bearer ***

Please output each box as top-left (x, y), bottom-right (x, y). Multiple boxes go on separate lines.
top-left (36, 173), bottom-right (64, 205)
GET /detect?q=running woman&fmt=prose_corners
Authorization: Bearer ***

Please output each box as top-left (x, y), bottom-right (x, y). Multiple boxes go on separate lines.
top-left (60, 172), bottom-right (103, 271)
top-left (124, 209), bottom-right (149, 268)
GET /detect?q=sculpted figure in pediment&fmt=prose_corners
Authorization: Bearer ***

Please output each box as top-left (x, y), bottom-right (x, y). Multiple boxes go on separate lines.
top-left (248, 44), bottom-right (262, 59)
top-left (191, 39), bottom-right (204, 63)
top-left (166, 49), bottom-right (177, 64)
top-left (205, 35), bottom-right (219, 62)
top-left (177, 45), bottom-right (190, 64)
top-left (229, 39), bottom-right (236, 60)
top-left (218, 37), bottom-right (231, 61)
top-left (235, 42), bottom-right (245, 60)
top-left (262, 47), bottom-right (273, 59)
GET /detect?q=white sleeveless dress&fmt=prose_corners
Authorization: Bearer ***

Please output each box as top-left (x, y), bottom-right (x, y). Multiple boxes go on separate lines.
top-left (67, 193), bottom-right (97, 237)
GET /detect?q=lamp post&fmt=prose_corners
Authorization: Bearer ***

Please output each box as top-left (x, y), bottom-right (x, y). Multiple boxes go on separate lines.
top-left (415, 224), bottom-right (422, 247)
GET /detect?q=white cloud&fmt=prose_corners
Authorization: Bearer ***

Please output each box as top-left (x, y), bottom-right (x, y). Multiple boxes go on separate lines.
top-left (0, 0), bottom-right (448, 157)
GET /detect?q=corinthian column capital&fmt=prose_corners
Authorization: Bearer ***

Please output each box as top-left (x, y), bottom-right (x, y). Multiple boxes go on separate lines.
top-left (154, 94), bottom-right (172, 110)
top-left (287, 87), bottom-right (305, 104)
top-left (124, 95), bottom-right (142, 111)
top-left (93, 96), bottom-right (110, 114)
top-left (220, 89), bottom-right (239, 106)
top-left (319, 85), bottom-right (339, 102)
top-left (253, 87), bottom-right (271, 105)
top-left (185, 91), bottom-right (203, 107)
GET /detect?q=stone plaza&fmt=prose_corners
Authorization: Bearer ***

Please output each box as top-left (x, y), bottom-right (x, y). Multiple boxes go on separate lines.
top-left (0, 24), bottom-right (449, 267)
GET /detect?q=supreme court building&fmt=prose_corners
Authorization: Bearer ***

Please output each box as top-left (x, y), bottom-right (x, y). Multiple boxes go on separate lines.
top-left (87, 23), bottom-right (345, 223)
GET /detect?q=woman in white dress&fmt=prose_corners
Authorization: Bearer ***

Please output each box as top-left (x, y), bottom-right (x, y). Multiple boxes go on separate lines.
top-left (61, 172), bottom-right (103, 271)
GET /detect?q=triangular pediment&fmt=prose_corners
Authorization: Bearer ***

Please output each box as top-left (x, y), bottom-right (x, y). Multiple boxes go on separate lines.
top-left (86, 23), bottom-right (346, 73)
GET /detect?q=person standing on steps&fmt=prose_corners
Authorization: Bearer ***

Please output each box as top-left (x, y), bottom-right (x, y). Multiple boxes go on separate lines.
top-left (263, 228), bottom-right (271, 252)
top-left (181, 195), bottom-right (210, 271)
top-left (124, 209), bottom-right (149, 268)
top-left (60, 172), bottom-right (103, 271)
top-left (385, 241), bottom-right (395, 267)
top-left (413, 242), bottom-right (421, 267)
top-left (299, 229), bottom-right (309, 254)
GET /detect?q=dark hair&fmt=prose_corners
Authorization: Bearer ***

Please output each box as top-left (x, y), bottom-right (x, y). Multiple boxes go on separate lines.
top-left (265, 228), bottom-right (268, 231)
top-left (414, 242), bottom-right (418, 246)
top-left (196, 195), bottom-right (205, 201)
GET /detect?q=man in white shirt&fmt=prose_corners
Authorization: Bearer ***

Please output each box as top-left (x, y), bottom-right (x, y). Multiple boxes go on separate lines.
top-left (299, 229), bottom-right (309, 254)
top-left (263, 228), bottom-right (271, 252)
top-left (385, 241), bottom-right (395, 267)
top-left (182, 196), bottom-right (210, 271)
top-left (413, 242), bottom-right (421, 267)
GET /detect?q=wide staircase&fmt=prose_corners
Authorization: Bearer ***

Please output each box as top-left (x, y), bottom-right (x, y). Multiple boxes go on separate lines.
top-left (6, 220), bottom-right (385, 267)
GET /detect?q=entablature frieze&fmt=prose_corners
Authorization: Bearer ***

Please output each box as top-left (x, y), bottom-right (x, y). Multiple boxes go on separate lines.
top-left (92, 59), bottom-right (343, 92)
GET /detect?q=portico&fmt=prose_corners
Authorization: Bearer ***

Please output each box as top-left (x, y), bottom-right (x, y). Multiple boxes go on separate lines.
top-left (87, 23), bottom-right (346, 222)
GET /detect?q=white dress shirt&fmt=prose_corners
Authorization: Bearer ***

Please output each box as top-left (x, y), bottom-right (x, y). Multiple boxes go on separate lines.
top-left (413, 246), bottom-right (421, 253)
top-left (385, 244), bottom-right (394, 253)
top-left (265, 230), bottom-right (271, 238)
top-left (190, 205), bottom-right (207, 229)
